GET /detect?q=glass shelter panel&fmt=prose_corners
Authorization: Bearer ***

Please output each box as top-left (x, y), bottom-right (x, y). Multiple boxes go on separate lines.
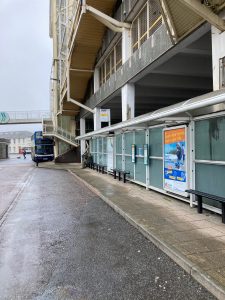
top-left (124, 132), bottom-right (133, 155)
top-left (195, 163), bottom-right (225, 208)
top-left (149, 127), bottom-right (163, 157)
top-left (195, 117), bottom-right (225, 161)
top-left (136, 157), bottom-right (146, 183)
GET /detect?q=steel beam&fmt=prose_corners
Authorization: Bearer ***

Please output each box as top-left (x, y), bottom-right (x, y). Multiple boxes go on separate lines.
top-left (84, 5), bottom-right (131, 33)
top-left (68, 98), bottom-right (94, 114)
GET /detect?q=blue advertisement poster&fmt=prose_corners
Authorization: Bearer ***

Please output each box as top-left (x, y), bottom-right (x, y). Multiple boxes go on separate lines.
top-left (163, 127), bottom-right (188, 196)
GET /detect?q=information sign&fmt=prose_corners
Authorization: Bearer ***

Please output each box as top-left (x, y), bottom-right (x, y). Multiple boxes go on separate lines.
top-left (100, 109), bottom-right (111, 123)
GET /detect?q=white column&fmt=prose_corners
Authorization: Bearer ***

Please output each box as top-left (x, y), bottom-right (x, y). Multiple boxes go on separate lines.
top-left (94, 107), bottom-right (101, 130)
top-left (121, 28), bottom-right (135, 121)
top-left (122, 28), bottom-right (132, 64)
top-left (211, 13), bottom-right (225, 90)
top-left (94, 67), bottom-right (100, 93)
top-left (54, 138), bottom-right (59, 158)
top-left (122, 83), bottom-right (135, 121)
top-left (80, 118), bottom-right (86, 161)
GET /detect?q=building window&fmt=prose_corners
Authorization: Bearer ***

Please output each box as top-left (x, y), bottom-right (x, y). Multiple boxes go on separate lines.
top-left (99, 38), bottom-right (122, 87)
top-left (131, 0), bottom-right (163, 53)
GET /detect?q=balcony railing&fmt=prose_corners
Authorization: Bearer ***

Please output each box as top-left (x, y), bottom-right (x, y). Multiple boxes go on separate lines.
top-left (43, 123), bottom-right (79, 147)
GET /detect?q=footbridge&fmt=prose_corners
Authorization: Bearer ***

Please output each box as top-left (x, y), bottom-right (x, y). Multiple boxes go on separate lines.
top-left (0, 111), bottom-right (51, 125)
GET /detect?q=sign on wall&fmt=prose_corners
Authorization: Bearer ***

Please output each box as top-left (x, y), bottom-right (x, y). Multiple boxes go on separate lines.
top-left (100, 109), bottom-right (111, 124)
top-left (163, 126), bottom-right (188, 197)
top-left (0, 112), bottom-right (10, 124)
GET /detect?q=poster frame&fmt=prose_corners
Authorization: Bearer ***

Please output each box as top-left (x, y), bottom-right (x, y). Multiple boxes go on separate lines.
top-left (163, 125), bottom-right (188, 197)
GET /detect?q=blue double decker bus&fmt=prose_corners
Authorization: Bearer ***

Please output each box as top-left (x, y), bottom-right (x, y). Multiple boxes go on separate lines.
top-left (31, 131), bottom-right (54, 165)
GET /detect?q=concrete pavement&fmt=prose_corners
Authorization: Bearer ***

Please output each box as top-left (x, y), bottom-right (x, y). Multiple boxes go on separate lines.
top-left (40, 162), bottom-right (225, 299)
top-left (0, 155), bottom-right (33, 221)
top-left (0, 159), bottom-right (216, 299)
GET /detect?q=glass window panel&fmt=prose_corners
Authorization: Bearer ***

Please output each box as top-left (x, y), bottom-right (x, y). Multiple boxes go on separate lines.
top-left (92, 139), bottom-right (97, 152)
top-left (195, 116), bottom-right (225, 161)
top-left (149, 128), bottom-right (163, 157)
top-left (149, 159), bottom-right (163, 189)
top-left (98, 138), bottom-right (103, 153)
top-left (103, 137), bottom-right (107, 153)
top-left (195, 163), bottom-right (225, 208)
top-left (135, 131), bottom-right (145, 157)
top-left (124, 132), bottom-right (134, 155)
top-left (116, 134), bottom-right (122, 154)
top-left (99, 153), bottom-right (103, 164)
top-left (125, 156), bottom-right (134, 179)
top-left (135, 130), bottom-right (145, 145)
top-left (135, 157), bottom-right (146, 183)
top-left (116, 155), bottom-right (122, 169)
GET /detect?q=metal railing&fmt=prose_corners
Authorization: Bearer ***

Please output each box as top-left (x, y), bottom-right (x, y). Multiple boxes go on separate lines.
top-left (7, 110), bottom-right (51, 120)
top-left (1, 110), bottom-right (51, 124)
top-left (43, 123), bottom-right (79, 147)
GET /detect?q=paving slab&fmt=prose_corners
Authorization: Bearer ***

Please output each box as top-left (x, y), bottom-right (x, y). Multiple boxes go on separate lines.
top-left (40, 162), bottom-right (225, 299)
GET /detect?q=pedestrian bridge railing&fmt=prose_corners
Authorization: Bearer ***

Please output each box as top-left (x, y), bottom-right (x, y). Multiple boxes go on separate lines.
top-left (43, 123), bottom-right (79, 148)
top-left (0, 110), bottom-right (51, 124)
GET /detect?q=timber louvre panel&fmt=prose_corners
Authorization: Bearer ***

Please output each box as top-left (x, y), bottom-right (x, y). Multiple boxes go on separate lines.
top-left (163, 0), bottom-right (203, 39)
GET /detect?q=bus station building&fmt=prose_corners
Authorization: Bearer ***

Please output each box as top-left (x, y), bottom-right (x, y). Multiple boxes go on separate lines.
top-left (46, 0), bottom-right (225, 213)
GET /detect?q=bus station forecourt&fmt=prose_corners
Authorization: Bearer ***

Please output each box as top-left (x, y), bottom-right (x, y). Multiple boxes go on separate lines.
top-left (0, 156), bottom-right (218, 299)
top-left (35, 160), bottom-right (225, 300)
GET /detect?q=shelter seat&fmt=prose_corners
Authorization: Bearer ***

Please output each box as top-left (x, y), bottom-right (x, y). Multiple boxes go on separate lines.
top-left (112, 168), bottom-right (130, 183)
top-left (186, 189), bottom-right (225, 224)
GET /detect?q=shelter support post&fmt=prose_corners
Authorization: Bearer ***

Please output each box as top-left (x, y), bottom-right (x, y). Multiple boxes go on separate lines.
top-left (80, 118), bottom-right (86, 162)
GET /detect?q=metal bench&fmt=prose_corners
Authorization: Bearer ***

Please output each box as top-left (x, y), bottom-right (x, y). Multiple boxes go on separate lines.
top-left (186, 189), bottom-right (225, 224)
top-left (98, 164), bottom-right (107, 174)
top-left (112, 168), bottom-right (130, 183)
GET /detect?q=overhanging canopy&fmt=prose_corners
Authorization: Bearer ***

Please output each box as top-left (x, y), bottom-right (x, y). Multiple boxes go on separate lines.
top-left (76, 89), bottom-right (225, 140)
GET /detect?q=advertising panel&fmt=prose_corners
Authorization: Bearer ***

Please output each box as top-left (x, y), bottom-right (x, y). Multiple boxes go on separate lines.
top-left (163, 126), bottom-right (188, 196)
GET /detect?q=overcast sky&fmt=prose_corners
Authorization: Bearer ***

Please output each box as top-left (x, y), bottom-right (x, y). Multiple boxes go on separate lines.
top-left (0, 0), bottom-right (52, 132)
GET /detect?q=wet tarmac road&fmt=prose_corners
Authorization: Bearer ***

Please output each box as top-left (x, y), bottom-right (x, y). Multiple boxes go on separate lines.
top-left (0, 160), bottom-right (215, 299)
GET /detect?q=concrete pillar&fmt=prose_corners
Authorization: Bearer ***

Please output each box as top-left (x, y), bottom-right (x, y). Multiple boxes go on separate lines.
top-left (54, 138), bottom-right (59, 158)
top-left (80, 118), bottom-right (86, 161)
top-left (121, 28), bottom-right (135, 121)
top-left (212, 12), bottom-right (225, 90)
top-left (121, 83), bottom-right (135, 121)
top-left (94, 67), bottom-right (100, 93)
top-left (94, 107), bottom-right (101, 131)
top-left (122, 28), bottom-right (132, 64)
